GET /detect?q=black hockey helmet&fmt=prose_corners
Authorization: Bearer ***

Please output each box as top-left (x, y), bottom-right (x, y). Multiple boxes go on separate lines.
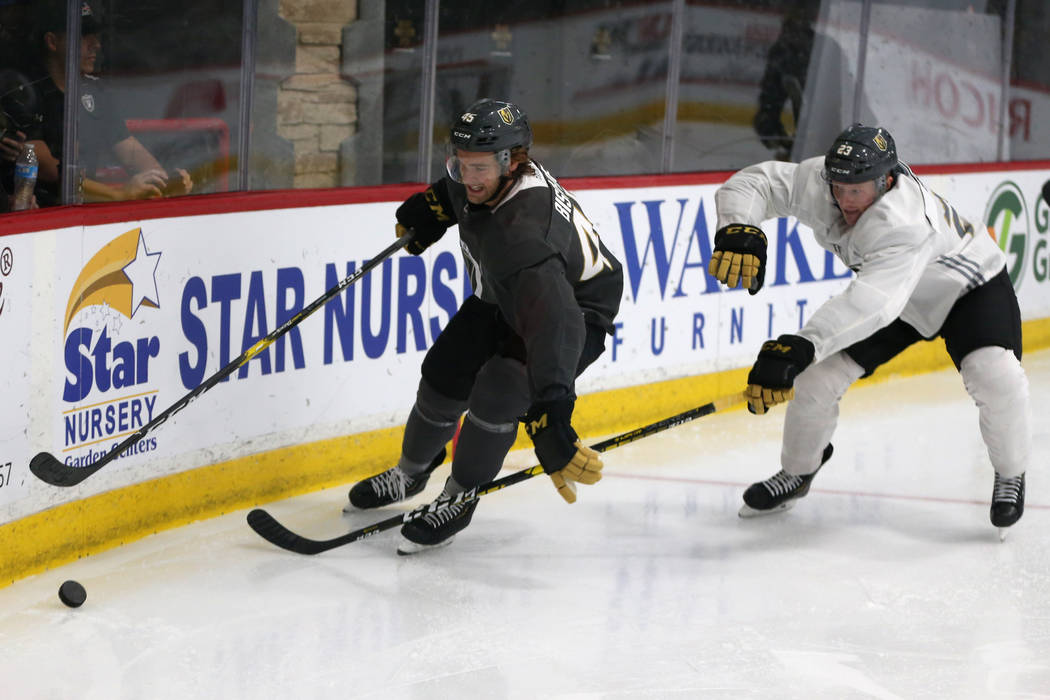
top-left (823, 124), bottom-right (898, 184)
top-left (449, 98), bottom-right (532, 153)
top-left (446, 98), bottom-right (532, 182)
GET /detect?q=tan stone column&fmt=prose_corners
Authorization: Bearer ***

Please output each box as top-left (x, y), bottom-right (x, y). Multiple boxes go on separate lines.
top-left (276, 0), bottom-right (358, 188)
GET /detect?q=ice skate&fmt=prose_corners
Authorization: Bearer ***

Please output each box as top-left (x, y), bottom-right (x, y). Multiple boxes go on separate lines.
top-left (738, 444), bottom-right (833, 518)
top-left (991, 472), bottom-right (1024, 541)
top-left (397, 497), bottom-right (478, 555)
top-left (344, 448), bottom-right (446, 511)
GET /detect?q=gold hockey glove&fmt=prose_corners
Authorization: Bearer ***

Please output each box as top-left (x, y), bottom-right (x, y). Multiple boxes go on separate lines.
top-left (708, 223), bottom-right (767, 295)
top-left (746, 334), bottom-right (815, 414)
top-left (524, 397), bottom-right (604, 504)
top-left (548, 441), bottom-right (603, 504)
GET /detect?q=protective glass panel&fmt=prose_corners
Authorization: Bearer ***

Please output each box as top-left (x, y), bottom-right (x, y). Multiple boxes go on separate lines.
top-left (669, 1), bottom-right (814, 171)
top-left (0, 0), bottom-right (68, 208)
top-left (1, 0), bottom-right (243, 207)
top-left (1, 0), bottom-right (1040, 207)
top-left (669, 0), bottom-right (858, 171)
top-left (0, 0), bottom-right (243, 204)
top-left (431, 0), bottom-right (669, 181)
top-left (75, 0), bottom-right (242, 200)
top-left (251, 3), bottom-right (294, 191)
top-left (250, 1), bottom-right (370, 189)
top-left (866, 0), bottom-right (1007, 165)
top-left (1006, 1), bottom-right (1048, 162)
top-left (374, 1), bottom-right (427, 185)
top-left (774, 0), bottom-right (862, 164)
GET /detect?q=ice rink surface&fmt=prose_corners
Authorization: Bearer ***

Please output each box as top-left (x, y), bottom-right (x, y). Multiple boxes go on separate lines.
top-left (3, 350), bottom-right (1049, 700)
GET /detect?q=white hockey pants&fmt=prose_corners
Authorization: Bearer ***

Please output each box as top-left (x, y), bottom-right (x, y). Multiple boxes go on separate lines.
top-left (781, 346), bottom-right (1031, 478)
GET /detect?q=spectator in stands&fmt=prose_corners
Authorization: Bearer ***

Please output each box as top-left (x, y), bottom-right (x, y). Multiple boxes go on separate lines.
top-left (752, 4), bottom-right (818, 162)
top-left (27, 1), bottom-right (192, 205)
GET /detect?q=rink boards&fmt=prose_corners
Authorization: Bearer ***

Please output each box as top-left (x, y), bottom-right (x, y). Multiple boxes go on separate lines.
top-left (1, 164), bottom-right (1049, 584)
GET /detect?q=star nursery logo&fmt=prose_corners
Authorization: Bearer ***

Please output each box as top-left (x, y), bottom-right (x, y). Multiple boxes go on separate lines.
top-left (61, 228), bottom-right (164, 462)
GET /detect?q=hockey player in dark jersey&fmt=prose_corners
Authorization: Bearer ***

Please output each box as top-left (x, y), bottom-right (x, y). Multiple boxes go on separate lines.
top-left (346, 98), bottom-right (624, 554)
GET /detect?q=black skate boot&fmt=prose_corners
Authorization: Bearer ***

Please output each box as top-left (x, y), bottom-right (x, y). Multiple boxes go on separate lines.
top-left (345, 447), bottom-right (446, 511)
top-left (739, 443), bottom-right (833, 518)
top-left (990, 472), bottom-right (1025, 539)
top-left (397, 497), bottom-right (478, 555)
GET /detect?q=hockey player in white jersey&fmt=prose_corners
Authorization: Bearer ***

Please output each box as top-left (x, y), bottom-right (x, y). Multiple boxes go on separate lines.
top-left (709, 124), bottom-right (1030, 536)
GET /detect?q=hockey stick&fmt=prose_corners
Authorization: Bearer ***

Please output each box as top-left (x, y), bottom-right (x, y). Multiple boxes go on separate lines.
top-left (30, 235), bottom-right (413, 487)
top-left (246, 391), bottom-right (746, 555)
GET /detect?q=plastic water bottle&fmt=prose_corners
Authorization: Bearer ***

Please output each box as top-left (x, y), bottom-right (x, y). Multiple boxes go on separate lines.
top-left (12, 143), bottom-right (37, 211)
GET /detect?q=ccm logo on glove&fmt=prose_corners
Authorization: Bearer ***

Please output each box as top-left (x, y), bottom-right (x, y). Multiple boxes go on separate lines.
top-left (423, 187), bottom-right (451, 222)
top-left (746, 334), bottom-right (815, 415)
top-left (762, 341), bottom-right (794, 355)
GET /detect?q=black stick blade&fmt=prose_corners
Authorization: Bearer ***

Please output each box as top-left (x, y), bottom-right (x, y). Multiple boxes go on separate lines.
top-left (1042, 179), bottom-right (1050, 206)
top-left (30, 452), bottom-right (91, 487)
top-left (246, 509), bottom-right (333, 555)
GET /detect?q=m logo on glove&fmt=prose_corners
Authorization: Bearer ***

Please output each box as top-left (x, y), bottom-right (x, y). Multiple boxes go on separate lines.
top-left (525, 413), bottom-right (548, 435)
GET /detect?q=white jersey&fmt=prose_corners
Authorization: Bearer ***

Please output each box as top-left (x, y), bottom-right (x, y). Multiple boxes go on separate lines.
top-left (715, 157), bottom-right (1006, 362)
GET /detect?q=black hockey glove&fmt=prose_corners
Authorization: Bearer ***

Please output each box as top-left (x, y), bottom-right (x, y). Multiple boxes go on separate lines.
top-left (746, 334), bottom-right (815, 415)
top-left (395, 185), bottom-right (453, 255)
top-left (524, 396), bottom-right (603, 504)
top-left (708, 223), bottom-right (767, 295)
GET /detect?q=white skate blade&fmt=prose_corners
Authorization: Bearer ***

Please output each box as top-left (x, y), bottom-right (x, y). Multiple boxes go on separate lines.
top-left (998, 527), bottom-right (1009, 542)
top-left (397, 535), bottom-right (456, 556)
top-left (738, 499), bottom-right (797, 518)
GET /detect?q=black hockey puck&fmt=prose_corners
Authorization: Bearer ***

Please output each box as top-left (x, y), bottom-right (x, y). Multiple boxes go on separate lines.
top-left (58, 580), bottom-right (87, 608)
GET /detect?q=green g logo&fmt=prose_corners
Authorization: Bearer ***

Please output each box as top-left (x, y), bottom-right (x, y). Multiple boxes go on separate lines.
top-left (984, 182), bottom-right (1028, 289)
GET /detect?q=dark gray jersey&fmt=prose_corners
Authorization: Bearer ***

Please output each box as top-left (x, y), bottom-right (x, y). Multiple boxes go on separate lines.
top-left (430, 160), bottom-right (623, 399)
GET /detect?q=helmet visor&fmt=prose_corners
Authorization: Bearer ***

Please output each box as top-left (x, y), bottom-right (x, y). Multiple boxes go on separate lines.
top-left (445, 146), bottom-right (510, 184)
top-left (445, 153), bottom-right (463, 183)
